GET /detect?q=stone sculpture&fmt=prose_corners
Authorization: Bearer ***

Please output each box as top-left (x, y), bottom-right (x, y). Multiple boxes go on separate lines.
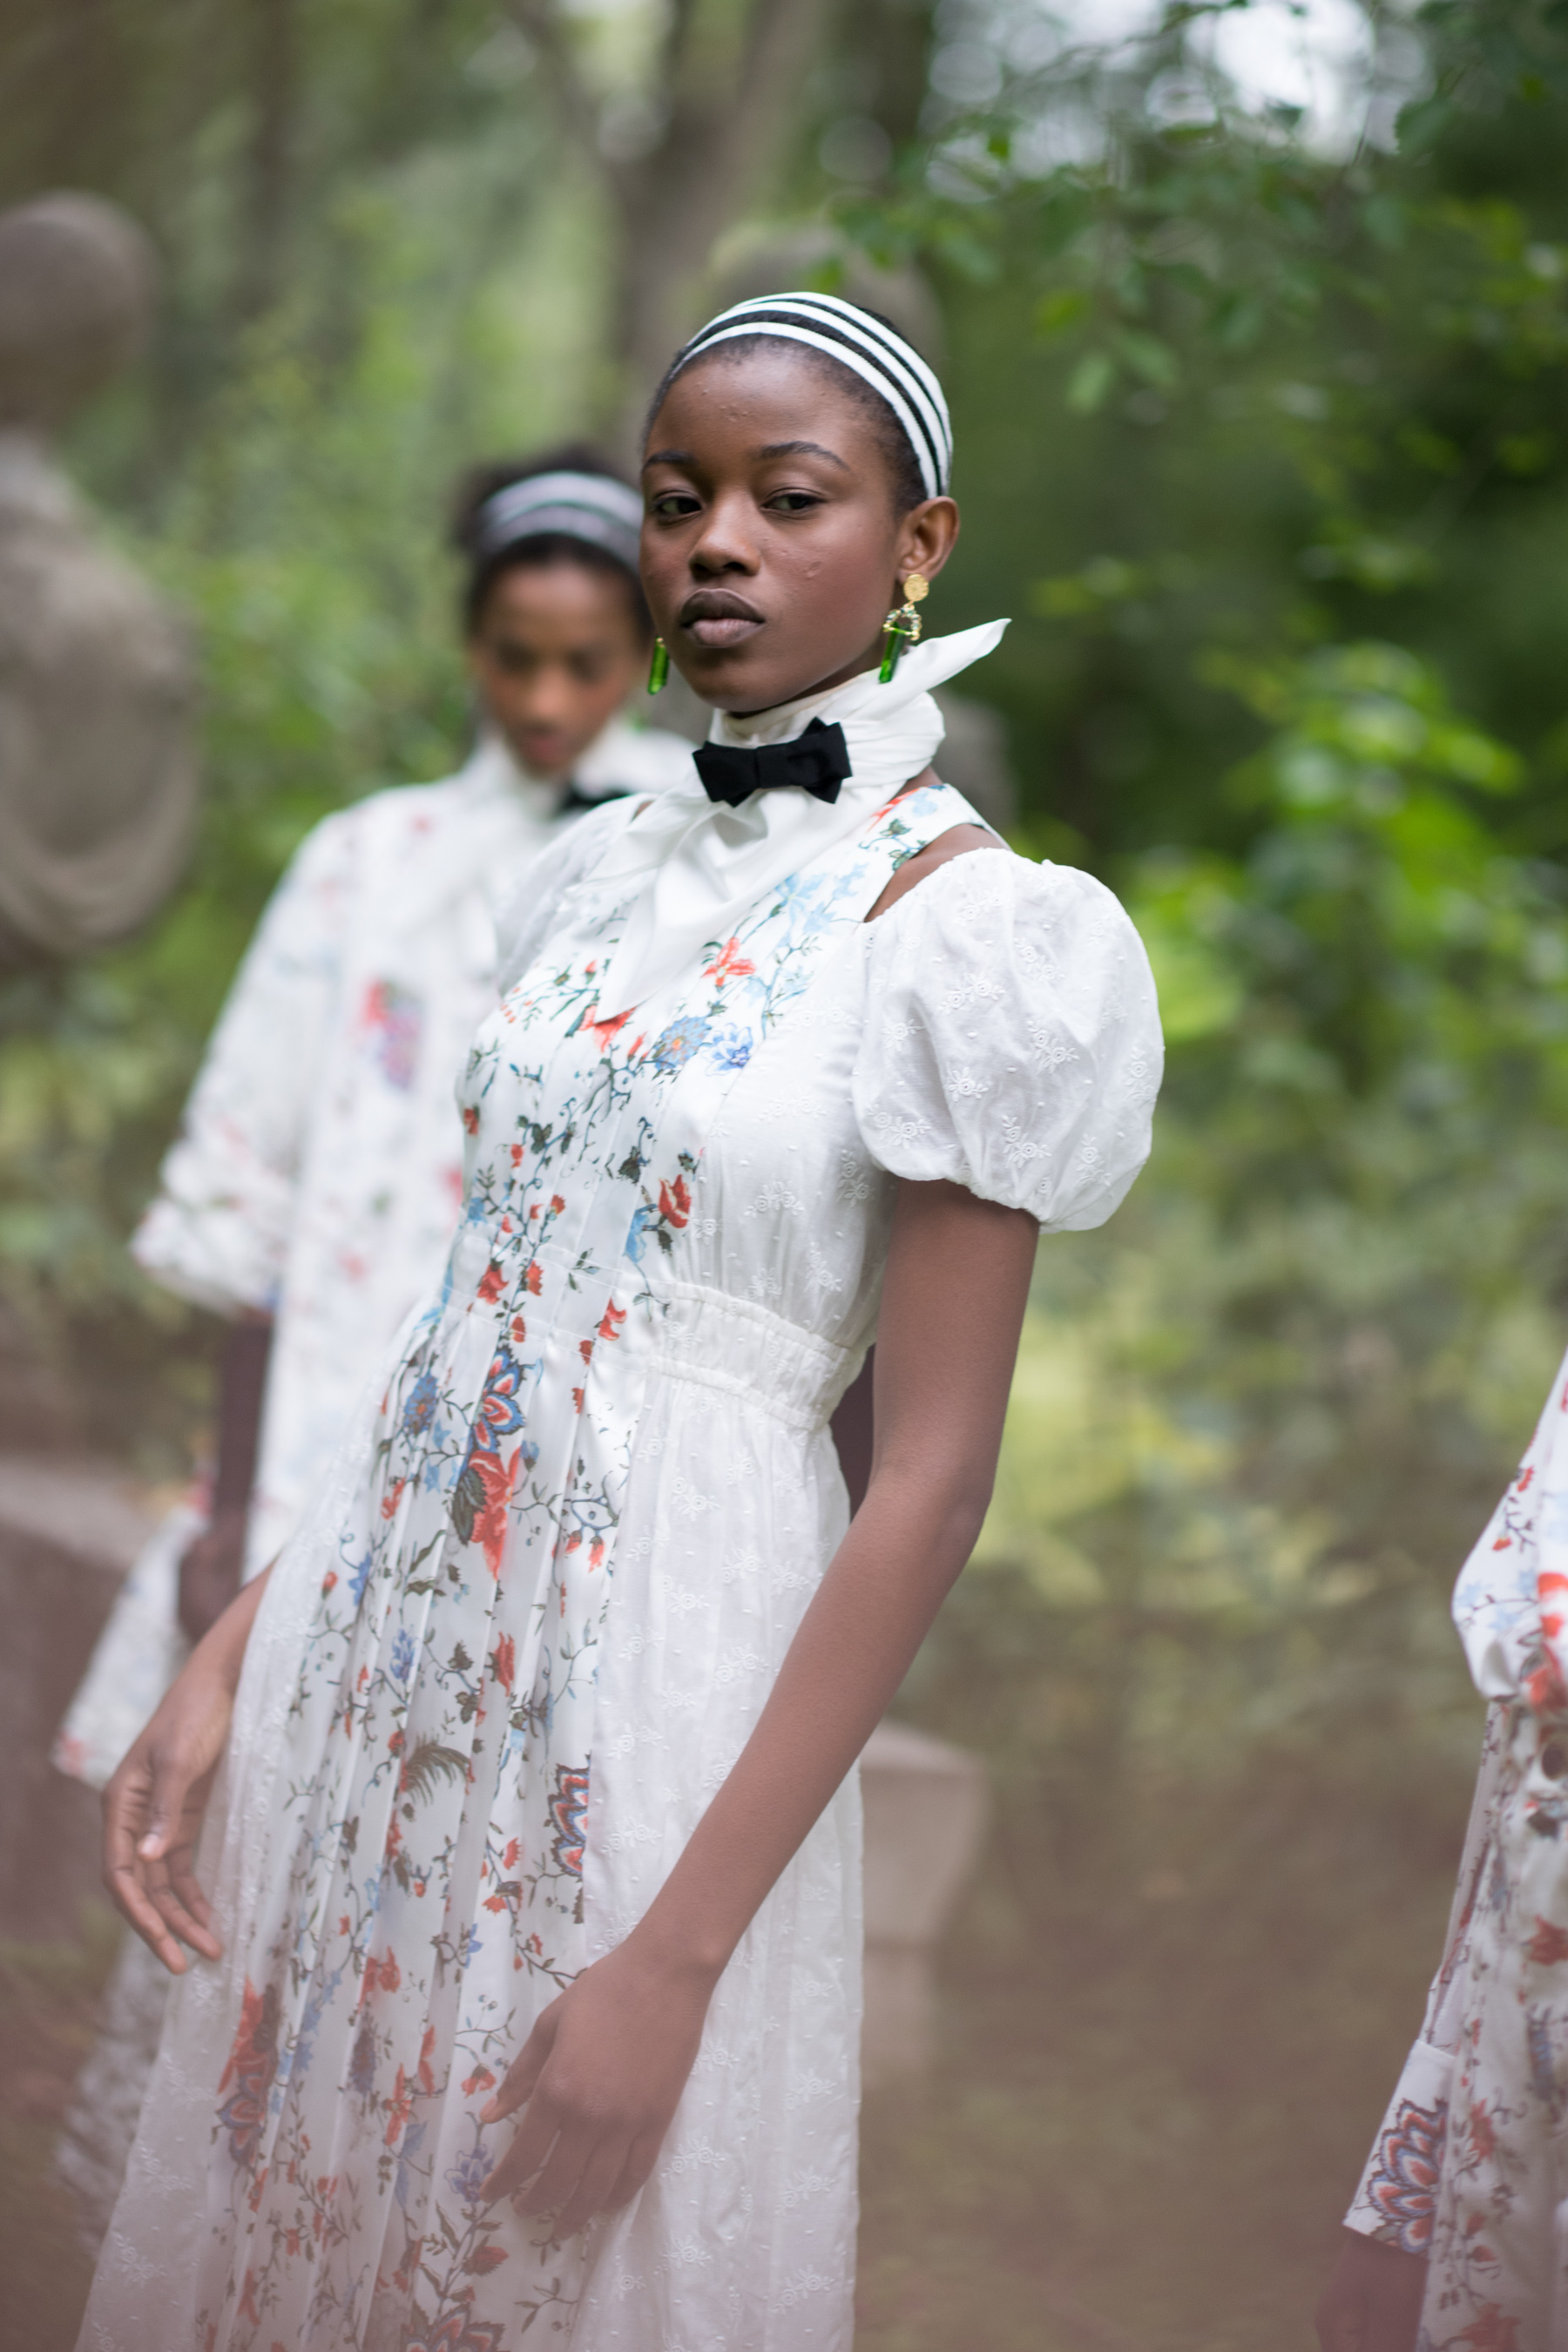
top-left (0, 192), bottom-right (198, 968)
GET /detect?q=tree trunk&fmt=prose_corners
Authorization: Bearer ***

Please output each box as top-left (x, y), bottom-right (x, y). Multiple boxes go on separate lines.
top-left (238, 0), bottom-right (298, 321)
top-left (607, 0), bottom-right (839, 436)
top-left (511, 0), bottom-right (841, 452)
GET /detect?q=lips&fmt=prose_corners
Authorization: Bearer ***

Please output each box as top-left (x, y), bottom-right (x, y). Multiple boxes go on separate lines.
top-left (517, 730), bottom-right (567, 765)
top-left (679, 591), bottom-right (764, 651)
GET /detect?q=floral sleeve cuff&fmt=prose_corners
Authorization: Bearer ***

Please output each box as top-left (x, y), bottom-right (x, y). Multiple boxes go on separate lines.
top-left (1344, 2036), bottom-right (1452, 2255)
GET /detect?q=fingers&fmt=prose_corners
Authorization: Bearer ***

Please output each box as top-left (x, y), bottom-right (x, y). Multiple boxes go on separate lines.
top-left (166, 1850), bottom-right (215, 1935)
top-left (103, 1747), bottom-right (220, 1970)
top-left (104, 1763), bottom-right (185, 1970)
top-left (142, 1751), bottom-right (222, 1958)
top-left (513, 2117), bottom-right (598, 2218)
top-left (484, 2105), bottom-right (628, 2233)
top-left (480, 2109), bottom-right (558, 2206)
top-left (481, 2005), bottom-right (557, 2126)
top-left (555, 2137), bottom-right (633, 2238)
top-left (605, 2126), bottom-right (663, 2213)
top-left (138, 1739), bottom-right (198, 1862)
top-left (105, 1849), bottom-right (190, 1972)
top-left (105, 1834), bottom-right (220, 1970)
top-left (146, 1856), bottom-right (222, 1963)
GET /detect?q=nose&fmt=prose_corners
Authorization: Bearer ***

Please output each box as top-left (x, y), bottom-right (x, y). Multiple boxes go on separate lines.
top-left (689, 485), bottom-right (760, 578)
top-left (513, 664), bottom-right (574, 723)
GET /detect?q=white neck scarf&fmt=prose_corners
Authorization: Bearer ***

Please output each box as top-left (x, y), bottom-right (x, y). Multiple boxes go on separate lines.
top-left (591, 618), bottom-right (1008, 1014)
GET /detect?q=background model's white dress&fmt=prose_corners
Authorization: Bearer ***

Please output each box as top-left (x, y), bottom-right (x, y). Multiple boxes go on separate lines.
top-left (52, 721), bottom-right (692, 2255)
top-left (56, 721), bottom-right (694, 1790)
top-left (78, 782), bottom-right (1160, 2352)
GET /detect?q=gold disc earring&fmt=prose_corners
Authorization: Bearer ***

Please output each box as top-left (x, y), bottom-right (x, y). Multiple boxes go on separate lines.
top-left (879, 572), bottom-right (929, 683)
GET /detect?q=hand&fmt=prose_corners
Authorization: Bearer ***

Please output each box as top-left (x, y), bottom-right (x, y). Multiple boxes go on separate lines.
top-left (478, 1936), bottom-right (714, 2234)
top-left (177, 1505), bottom-right (248, 1645)
top-left (1316, 2229), bottom-right (1427, 2352)
top-left (103, 1654), bottom-right (234, 1974)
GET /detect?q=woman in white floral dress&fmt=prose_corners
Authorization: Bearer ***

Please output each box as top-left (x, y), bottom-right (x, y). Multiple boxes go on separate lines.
top-left (1320, 1353), bottom-right (1568, 2352)
top-left (81, 294), bottom-right (1162, 2352)
top-left (53, 449), bottom-right (691, 2242)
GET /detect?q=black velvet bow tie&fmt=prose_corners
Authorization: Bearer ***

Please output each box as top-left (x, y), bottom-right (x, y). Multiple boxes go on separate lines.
top-left (694, 718), bottom-right (854, 808)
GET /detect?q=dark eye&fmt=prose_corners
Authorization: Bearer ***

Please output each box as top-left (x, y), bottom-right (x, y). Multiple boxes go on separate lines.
top-left (766, 490), bottom-right (823, 514)
top-left (649, 490), bottom-right (700, 520)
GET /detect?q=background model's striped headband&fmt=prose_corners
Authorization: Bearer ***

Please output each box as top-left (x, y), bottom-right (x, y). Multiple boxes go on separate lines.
top-left (668, 292), bottom-right (952, 502)
top-left (476, 470), bottom-right (643, 572)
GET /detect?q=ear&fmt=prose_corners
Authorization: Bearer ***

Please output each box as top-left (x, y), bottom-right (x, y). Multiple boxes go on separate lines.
top-left (895, 497), bottom-right (959, 586)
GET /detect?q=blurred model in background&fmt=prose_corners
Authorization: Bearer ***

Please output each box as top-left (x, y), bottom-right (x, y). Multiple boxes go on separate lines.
top-left (1319, 1340), bottom-right (1568, 2352)
top-left (51, 446), bottom-right (693, 2242)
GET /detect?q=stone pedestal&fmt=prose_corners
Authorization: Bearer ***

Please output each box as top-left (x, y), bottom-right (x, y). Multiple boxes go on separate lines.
top-left (861, 1718), bottom-right (990, 2087)
top-left (0, 1456), bottom-right (154, 1937)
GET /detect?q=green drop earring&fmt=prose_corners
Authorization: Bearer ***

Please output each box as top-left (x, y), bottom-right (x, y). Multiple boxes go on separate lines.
top-left (879, 571), bottom-right (929, 683)
top-left (647, 637), bottom-right (669, 695)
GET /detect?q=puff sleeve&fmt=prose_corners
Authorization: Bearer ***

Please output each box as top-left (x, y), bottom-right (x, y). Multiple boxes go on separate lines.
top-left (131, 806), bottom-right (361, 1316)
top-left (852, 849), bottom-right (1162, 1229)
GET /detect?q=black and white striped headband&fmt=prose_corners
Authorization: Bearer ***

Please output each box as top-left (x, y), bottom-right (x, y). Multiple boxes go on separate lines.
top-left (476, 470), bottom-right (643, 573)
top-left (668, 292), bottom-right (952, 503)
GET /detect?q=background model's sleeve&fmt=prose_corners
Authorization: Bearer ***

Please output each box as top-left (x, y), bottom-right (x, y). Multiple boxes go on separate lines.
top-left (851, 848), bottom-right (1164, 1228)
top-left (132, 808), bottom-right (361, 1317)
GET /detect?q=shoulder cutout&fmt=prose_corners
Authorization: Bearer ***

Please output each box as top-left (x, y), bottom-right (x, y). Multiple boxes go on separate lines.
top-left (864, 823), bottom-right (1004, 923)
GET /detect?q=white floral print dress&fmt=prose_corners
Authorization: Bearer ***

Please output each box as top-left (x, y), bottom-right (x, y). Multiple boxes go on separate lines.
top-left (78, 780), bottom-right (1161, 2352)
top-left (56, 723), bottom-right (693, 1791)
top-left (1346, 1343), bottom-right (1568, 2347)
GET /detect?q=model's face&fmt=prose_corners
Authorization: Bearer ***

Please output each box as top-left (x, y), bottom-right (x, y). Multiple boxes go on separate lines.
top-left (467, 559), bottom-right (646, 781)
top-left (639, 347), bottom-right (959, 715)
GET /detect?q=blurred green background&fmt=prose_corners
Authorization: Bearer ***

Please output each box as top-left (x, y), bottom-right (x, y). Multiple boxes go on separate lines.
top-left (5, 1), bottom-right (1568, 2344)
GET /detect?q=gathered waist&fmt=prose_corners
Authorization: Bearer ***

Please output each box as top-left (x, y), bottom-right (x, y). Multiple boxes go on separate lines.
top-left (646, 1281), bottom-right (860, 1434)
top-left (435, 1230), bottom-right (862, 1436)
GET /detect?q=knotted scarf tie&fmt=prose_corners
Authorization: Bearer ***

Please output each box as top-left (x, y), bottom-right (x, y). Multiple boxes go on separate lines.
top-left (693, 718), bottom-right (853, 808)
top-left (579, 620), bottom-right (1009, 1014)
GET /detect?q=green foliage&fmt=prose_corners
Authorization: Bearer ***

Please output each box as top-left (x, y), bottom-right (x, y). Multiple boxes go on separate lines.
top-left (912, 635), bottom-right (1568, 1904)
top-left (0, 116), bottom-right (608, 1460)
top-left (824, 18), bottom-right (1568, 1918)
top-left (838, 3), bottom-right (1568, 866)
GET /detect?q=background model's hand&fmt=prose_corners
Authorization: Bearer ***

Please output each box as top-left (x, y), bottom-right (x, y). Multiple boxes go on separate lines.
top-left (177, 1504), bottom-right (248, 1644)
top-left (103, 1565), bottom-right (274, 1974)
top-left (1316, 2230), bottom-right (1427, 2352)
top-left (478, 1937), bottom-right (713, 2234)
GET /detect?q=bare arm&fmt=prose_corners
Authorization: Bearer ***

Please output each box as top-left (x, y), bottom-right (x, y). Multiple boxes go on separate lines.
top-left (640, 1177), bottom-right (1032, 1973)
top-left (828, 1348), bottom-right (874, 1514)
top-left (482, 1175), bottom-right (1037, 2226)
top-left (1316, 2234), bottom-right (1425, 2352)
top-left (178, 1311), bottom-right (273, 1643)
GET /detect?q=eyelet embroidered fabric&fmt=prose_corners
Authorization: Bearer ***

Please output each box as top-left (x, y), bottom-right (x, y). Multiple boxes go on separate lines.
top-left (79, 784), bottom-right (1161, 2352)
